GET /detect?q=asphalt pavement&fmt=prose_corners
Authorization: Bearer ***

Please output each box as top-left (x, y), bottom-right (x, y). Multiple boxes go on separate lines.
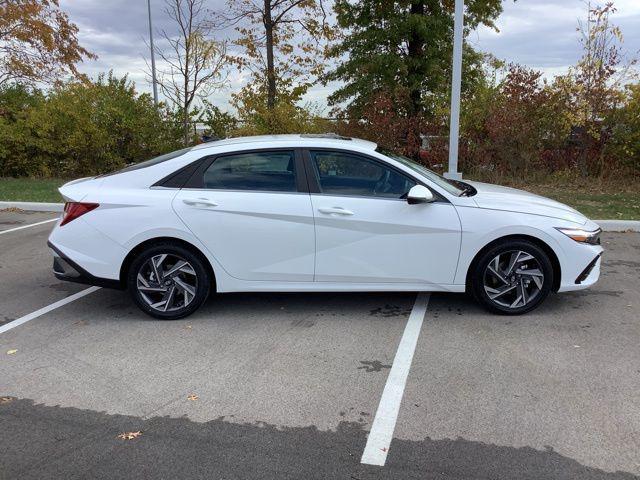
top-left (1, 210), bottom-right (638, 480)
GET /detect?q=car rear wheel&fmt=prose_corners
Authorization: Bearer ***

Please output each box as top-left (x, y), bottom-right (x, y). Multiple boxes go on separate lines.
top-left (128, 243), bottom-right (211, 320)
top-left (471, 240), bottom-right (553, 315)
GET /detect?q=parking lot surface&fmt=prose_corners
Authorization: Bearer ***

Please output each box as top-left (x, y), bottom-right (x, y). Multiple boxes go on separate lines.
top-left (1, 210), bottom-right (639, 480)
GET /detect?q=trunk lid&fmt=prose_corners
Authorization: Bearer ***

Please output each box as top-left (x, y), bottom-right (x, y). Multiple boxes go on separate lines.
top-left (58, 177), bottom-right (103, 202)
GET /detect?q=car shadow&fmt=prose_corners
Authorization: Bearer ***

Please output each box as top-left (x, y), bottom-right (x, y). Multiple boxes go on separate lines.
top-left (0, 397), bottom-right (637, 480)
top-left (97, 286), bottom-right (615, 324)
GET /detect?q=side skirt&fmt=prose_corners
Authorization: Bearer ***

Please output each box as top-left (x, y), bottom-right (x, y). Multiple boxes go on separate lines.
top-left (215, 282), bottom-right (466, 293)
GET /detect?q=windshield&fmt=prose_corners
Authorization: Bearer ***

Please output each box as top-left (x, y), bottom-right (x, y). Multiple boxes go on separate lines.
top-left (376, 149), bottom-right (465, 196)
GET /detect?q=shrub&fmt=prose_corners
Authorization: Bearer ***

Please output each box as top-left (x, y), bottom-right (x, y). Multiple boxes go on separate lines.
top-left (605, 83), bottom-right (640, 176)
top-left (0, 73), bottom-right (182, 177)
top-left (230, 82), bottom-right (332, 136)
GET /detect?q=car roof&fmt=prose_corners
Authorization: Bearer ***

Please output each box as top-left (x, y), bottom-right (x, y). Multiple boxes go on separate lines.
top-left (190, 134), bottom-right (377, 152)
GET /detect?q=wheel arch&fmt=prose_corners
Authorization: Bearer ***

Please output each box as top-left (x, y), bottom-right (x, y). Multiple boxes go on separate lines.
top-left (119, 236), bottom-right (216, 291)
top-left (465, 234), bottom-right (561, 293)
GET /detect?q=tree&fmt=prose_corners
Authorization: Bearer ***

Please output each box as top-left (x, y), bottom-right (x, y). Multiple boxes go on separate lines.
top-left (574, 1), bottom-right (629, 127)
top-left (218, 0), bottom-right (335, 112)
top-left (551, 1), bottom-right (636, 175)
top-left (326, 0), bottom-right (504, 118)
top-left (0, 0), bottom-right (96, 86)
top-left (153, 0), bottom-right (227, 145)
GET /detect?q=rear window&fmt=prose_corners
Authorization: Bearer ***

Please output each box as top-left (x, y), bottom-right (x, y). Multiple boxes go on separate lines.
top-left (98, 147), bottom-right (193, 177)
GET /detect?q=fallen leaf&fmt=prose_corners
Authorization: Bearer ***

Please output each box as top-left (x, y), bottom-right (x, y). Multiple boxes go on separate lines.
top-left (573, 345), bottom-right (581, 348)
top-left (117, 431), bottom-right (142, 440)
top-left (187, 394), bottom-right (199, 401)
top-left (184, 325), bottom-right (192, 330)
top-left (0, 396), bottom-right (14, 404)
top-left (6, 349), bottom-right (17, 355)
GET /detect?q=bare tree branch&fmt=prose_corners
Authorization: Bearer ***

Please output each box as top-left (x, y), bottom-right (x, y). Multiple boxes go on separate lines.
top-left (149, 0), bottom-right (228, 145)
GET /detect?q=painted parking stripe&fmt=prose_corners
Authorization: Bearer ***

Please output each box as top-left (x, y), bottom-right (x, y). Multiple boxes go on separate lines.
top-left (361, 293), bottom-right (430, 466)
top-left (0, 218), bottom-right (58, 235)
top-left (0, 286), bottom-right (100, 335)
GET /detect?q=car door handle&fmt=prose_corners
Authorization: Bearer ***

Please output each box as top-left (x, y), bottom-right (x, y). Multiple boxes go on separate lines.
top-left (182, 198), bottom-right (218, 208)
top-left (318, 207), bottom-right (354, 216)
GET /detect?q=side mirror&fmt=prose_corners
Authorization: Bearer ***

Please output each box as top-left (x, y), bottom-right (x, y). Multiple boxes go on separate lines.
top-left (407, 185), bottom-right (434, 204)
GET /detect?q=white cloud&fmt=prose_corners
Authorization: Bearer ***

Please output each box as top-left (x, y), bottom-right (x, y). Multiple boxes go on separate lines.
top-left (472, 0), bottom-right (640, 74)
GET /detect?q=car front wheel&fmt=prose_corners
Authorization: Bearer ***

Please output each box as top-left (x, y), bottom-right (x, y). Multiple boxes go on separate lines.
top-left (128, 243), bottom-right (211, 320)
top-left (471, 240), bottom-right (553, 315)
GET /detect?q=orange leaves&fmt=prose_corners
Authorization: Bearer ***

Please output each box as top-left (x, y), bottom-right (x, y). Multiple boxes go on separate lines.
top-left (117, 431), bottom-right (142, 440)
top-left (0, 0), bottom-right (95, 85)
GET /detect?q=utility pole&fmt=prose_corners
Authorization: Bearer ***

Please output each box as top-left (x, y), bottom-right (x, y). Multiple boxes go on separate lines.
top-left (147, 0), bottom-right (159, 106)
top-left (444, 0), bottom-right (464, 180)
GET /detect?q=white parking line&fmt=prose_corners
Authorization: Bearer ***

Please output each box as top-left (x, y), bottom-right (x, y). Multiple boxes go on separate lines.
top-left (361, 293), bottom-right (430, 467)
top-left (0, 286), bottom-right (100, 335)
top-left (0, 218), bottom-right (58, 235)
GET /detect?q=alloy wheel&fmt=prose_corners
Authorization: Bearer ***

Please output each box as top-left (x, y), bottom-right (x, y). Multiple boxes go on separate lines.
top-left (136, 253), bottom-right (198, 312)
top-left (483, 250), bottom-right (545, 309)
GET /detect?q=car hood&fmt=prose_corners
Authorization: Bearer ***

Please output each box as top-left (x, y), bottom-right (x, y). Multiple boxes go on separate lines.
top-left (465, 180), bottom-right (588, 225)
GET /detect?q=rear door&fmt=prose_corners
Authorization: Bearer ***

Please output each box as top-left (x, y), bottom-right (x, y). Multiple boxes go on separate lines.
top-left (306, 149), bottom-right (461, 285)
top-left (173, 149), bottom-right (315, 282)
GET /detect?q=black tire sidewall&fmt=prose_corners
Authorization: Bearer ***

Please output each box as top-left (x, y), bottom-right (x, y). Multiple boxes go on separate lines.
top-left (472, 240), bottom-right (553, 315)
top-left (127, 243), bottom-right (211, 320)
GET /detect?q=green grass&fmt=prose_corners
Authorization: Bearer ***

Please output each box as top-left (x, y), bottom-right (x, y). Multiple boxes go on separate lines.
top-left (524, 185), bottom-right (640, 221)
top-left (0, 177), bottom-right (66, 203)
top-left (0, 176), bottom-right (638, 220)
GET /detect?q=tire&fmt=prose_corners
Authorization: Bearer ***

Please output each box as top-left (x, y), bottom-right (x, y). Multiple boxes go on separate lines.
top-left (127, 242), bottom-right (211, 320)
top-left (470, 239), bottom-right (553, 315)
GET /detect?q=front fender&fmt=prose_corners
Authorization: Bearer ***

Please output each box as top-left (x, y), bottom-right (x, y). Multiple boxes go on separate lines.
top-left (453, 207), bottom-right (565, 286)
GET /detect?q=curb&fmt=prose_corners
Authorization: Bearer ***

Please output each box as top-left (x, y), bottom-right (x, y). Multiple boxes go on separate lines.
top-left (1, 201), bottom-right (639, 232)
top-left (595, 220), bottom-right (640, 233)
top-left (0, 201), bottom-right (64, 212)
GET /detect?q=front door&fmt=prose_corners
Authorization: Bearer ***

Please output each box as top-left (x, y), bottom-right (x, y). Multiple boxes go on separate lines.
top-left (173, 149), bottom-right (315, 282)
top-left (306, 149), bottom-right (461, 285)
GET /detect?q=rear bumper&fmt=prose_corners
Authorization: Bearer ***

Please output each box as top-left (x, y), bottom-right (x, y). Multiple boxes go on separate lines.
top-left (49, 241), bottom-right (123, 290)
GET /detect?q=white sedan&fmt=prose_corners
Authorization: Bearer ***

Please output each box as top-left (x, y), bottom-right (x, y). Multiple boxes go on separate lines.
top-left (48, 134), bottom-right (603, 319)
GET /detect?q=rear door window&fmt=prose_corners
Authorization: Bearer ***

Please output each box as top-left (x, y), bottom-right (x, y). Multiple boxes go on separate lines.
top-left (203, 151), bottom-right (297, 192)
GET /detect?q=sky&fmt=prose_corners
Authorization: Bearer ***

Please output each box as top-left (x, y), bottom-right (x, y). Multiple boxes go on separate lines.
top-left (59, 0), bottom-right (640, 112)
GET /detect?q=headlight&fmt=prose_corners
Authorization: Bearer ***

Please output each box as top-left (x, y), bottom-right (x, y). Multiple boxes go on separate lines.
top-left (555, 227), bottom-right (601, 245)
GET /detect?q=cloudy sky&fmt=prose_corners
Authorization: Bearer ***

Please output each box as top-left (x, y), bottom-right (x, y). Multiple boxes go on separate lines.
top-left (59, 0), bottom-right (640, 112)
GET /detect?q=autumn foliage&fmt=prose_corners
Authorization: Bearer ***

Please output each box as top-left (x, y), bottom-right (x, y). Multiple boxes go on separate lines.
top-left (0, 0), bottom-right (95, 85)
top-left (0, 74), bottom-right (182, 177)
top-left (335, 3), bottom-right (639, 182)
top-left (0, 0), bottom-right (639, 182)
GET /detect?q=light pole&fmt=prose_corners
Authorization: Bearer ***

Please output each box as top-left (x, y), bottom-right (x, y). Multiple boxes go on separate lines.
top-left (444, 0), bottom-right (464, 180)
top-left (147, 0), bottom-right (159, 106)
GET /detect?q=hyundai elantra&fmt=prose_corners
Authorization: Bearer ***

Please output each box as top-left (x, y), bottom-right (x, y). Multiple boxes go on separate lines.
top-left (48, 134), bottom-right (603, 319)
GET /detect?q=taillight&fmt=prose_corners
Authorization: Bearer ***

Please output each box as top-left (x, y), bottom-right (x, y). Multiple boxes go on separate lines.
top-left (60, 202), bottom-right (99, 226)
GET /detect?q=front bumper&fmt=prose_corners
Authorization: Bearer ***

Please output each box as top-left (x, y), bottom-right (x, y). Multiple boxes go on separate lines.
top-left (575, 252), bottom-right (602, 284)
top-left (558, 250), bottom-right (602, 292)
